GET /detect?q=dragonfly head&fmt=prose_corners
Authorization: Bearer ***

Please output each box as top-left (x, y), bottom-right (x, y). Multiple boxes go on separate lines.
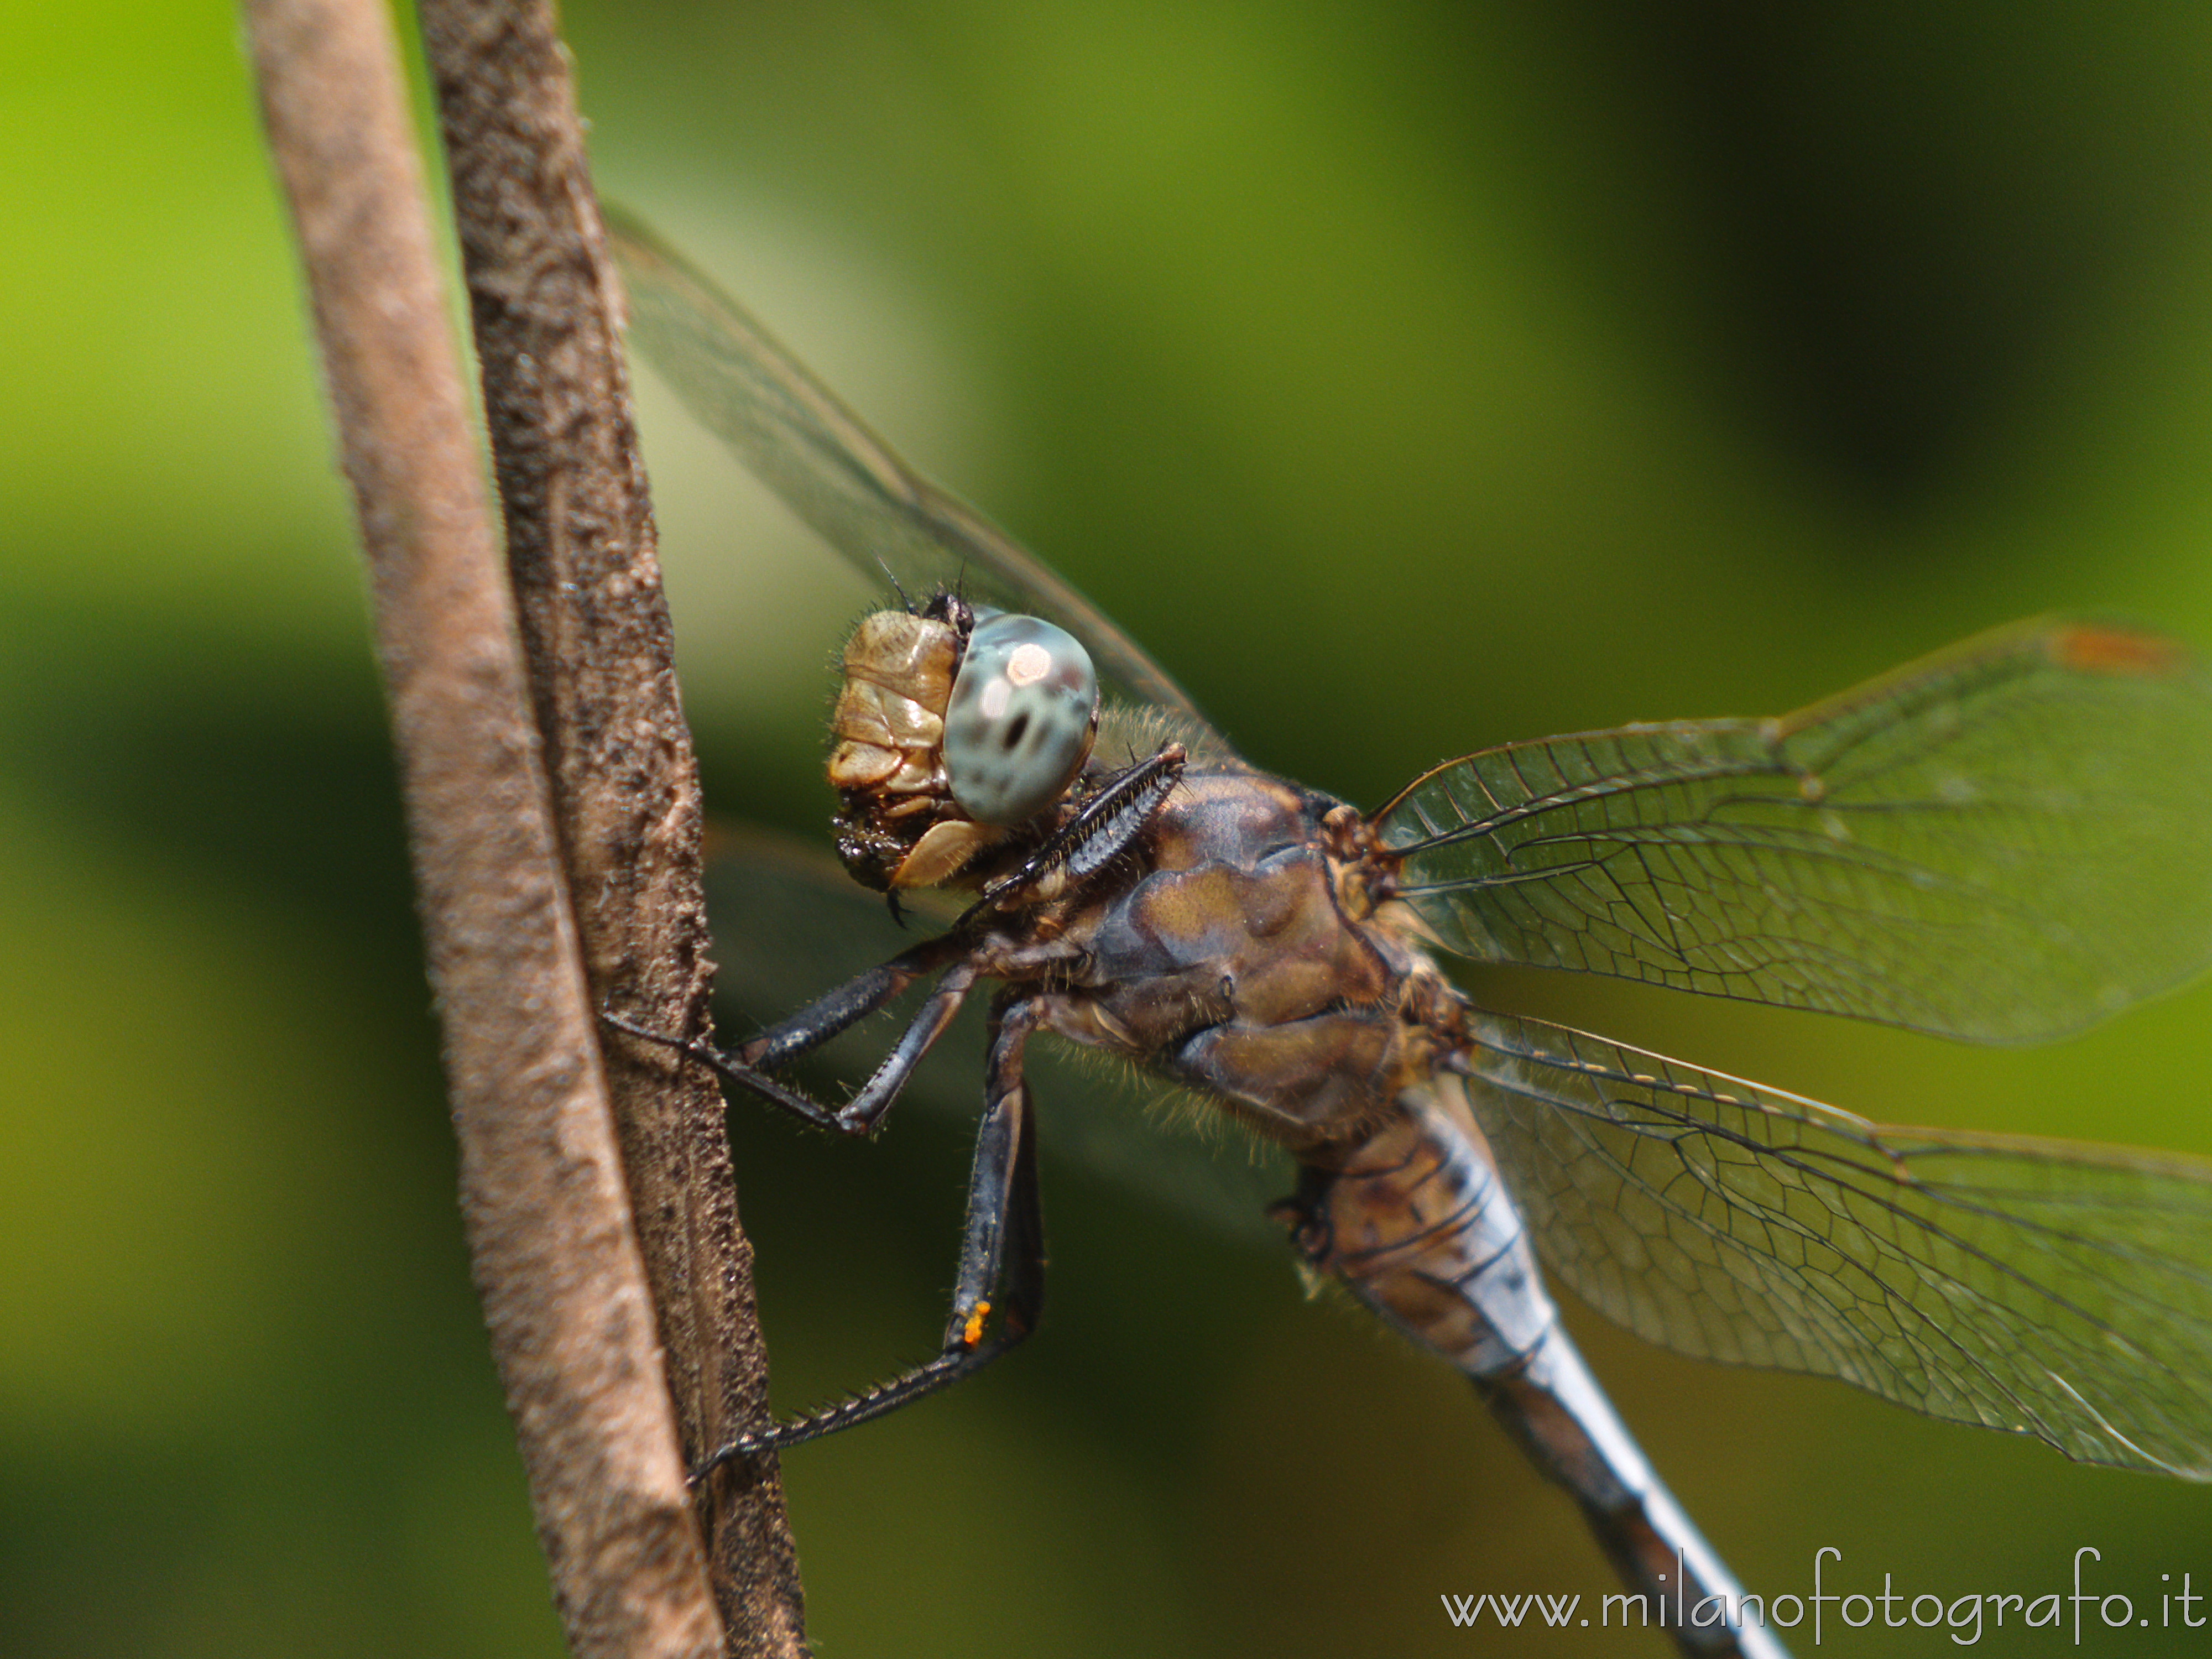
top-left (827, 592), bottom-right (1100, 891)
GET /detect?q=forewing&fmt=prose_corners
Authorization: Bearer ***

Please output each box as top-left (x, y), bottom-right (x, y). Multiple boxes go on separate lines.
top-left (1466, 1012), bottom-right (2212, 1478)
top-left (1376, 618), bottom-right (2212, 1043)
top-left (608, 210), bottom-right (1218, 737)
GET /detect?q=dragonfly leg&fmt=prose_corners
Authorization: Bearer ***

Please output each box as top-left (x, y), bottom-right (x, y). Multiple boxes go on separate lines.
top-left (960, 743), bottom-right (1185, 922)
top-left (602, 947), bottom-right (975, 1136)
top-left (690, 993), bottom-right (1046, 1478)
top-left (742, 932), bottom-right (969, 1070)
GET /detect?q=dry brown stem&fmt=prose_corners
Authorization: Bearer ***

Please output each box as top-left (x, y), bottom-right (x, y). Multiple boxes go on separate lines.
top-left (246, 0), bottom-right (802, 1650)
top-left (410, 0), bottom-right (806, 1650)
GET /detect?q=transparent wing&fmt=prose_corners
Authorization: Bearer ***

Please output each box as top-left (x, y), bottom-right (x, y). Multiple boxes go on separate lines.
top-left (1376, 618), bottom-right (2212, 1044)
top-left (608, 210), bottom-right (1217, 738)
top-left (1466, 1011), bottom-right (2212, 1478)
top-left (703, 822), bottom-right (1288, 1248)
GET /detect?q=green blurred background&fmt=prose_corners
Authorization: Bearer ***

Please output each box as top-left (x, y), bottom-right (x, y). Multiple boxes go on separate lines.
top-left (8, 1), bottom-right (2212, 1653)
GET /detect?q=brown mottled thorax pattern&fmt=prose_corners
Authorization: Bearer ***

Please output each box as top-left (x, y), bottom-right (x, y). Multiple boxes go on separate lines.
top-left (994, 763), bottom-right (1463, 1156)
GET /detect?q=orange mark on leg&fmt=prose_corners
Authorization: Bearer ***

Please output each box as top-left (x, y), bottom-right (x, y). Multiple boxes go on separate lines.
top-left (961, 1301), bottom-right (991, 1349)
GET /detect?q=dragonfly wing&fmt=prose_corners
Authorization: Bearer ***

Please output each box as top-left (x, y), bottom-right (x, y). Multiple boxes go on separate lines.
top-left (608, 210), bottom-right (1218, 738)
top-left (1375, 618), bottom-right (2212, 1044)
top-left (1465, 1011), bottom-right (2212, 1478)
top-left (703, 822), bottom-right (1288, 1248)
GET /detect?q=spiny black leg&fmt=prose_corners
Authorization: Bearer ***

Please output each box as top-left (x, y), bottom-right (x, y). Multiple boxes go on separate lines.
top-left (601, 930), bottom-right (964, 1102)
top-left (743, 933), bottom-right (968, 1071)
top-left (604, 961), bottom-right (975, 1136)
top-left (602, 1008), bottom-right (849, 1129)
top-left (959, 743), bottom-right (1184, 925)
top-left (689, 995), bottom-right (1048, 1478)
top-left (599, 928), bottom-right (966, 1133)
top-left (834, 963), bottom-right (975, 1135)
top-left (942, 996), bottom-right (1045, 1352)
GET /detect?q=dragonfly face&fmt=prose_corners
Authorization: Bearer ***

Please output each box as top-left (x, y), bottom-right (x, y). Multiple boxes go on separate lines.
top-left (609, 212), bottom-right (2212, 1659)
top-left (825, 591), bottom-right (1103, 890)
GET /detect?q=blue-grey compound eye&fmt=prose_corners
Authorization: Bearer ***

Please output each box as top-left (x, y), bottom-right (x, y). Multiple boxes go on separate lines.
top-left (943, 613), bottom-right (1100, 825)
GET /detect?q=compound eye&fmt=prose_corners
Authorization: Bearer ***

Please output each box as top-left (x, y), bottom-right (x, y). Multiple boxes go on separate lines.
top-left (943, 614), bottom-right (1099, 825)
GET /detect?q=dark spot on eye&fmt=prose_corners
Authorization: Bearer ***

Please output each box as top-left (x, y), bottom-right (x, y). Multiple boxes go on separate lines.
top-left (1003, 713), bottom-right (1030, 749)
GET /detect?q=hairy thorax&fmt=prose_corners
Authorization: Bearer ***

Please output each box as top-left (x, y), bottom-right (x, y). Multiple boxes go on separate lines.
top-left (1020, 765), bottom-right (1463, 1154)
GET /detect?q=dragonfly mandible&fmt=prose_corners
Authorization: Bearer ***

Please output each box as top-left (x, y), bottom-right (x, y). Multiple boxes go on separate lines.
top-left (605, 212), bottom-right (2212, 1659)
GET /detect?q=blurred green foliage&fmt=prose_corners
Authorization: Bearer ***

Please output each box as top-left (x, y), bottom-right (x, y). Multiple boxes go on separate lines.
top-left (7, 0), bottom-right (2212, 1653)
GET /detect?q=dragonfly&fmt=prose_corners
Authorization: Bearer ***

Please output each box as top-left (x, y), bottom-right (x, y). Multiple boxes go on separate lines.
top-left (606, 212), bottom-right (2212, 1659)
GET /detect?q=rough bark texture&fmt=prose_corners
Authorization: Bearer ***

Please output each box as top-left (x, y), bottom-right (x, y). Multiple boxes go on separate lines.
top-left (411, 1), bottom-right (807, 1651)
top-left (245, 0), bottom-right (749, 1653)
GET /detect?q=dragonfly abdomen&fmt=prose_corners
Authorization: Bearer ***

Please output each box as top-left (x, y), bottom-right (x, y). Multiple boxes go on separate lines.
top-left (1310, 1073), bottom-right (1560, 1375)
top-left (1305, 1070), bottom-right (1788, 1657)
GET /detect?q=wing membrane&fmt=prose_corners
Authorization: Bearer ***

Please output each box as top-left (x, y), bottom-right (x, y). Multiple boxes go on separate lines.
top-left (608, 210), bottom-right (1216, 737)
top-left (1465, 1013), bottom-right (2212, 1477)
top-left (1377, 619), bottom-right (2212, 1043)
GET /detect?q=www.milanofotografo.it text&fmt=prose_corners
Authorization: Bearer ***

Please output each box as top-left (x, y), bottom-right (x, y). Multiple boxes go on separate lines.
top-left (1441, 1548), bottom-right (2210, 1644)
